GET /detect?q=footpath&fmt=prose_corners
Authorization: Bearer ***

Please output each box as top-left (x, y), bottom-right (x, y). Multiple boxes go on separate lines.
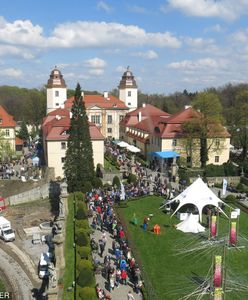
top-left (90, 219), bottom-right (143, 300)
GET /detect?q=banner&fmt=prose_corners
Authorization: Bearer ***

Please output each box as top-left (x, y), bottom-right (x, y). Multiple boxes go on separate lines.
top-left (222, 179), bottom-right (227, 196)
top-left (214, 288), bottom-right (223, 300)
top-left (229, 221), bottom-right (237, 246)
top-left (210, 215), bottom-right (217, 238)
top-left (213, 256), bottom-right (222, 288)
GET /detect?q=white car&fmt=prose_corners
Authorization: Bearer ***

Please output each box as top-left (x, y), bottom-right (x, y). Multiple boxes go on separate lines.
top-left (38, 252), bottom-right (52, 279)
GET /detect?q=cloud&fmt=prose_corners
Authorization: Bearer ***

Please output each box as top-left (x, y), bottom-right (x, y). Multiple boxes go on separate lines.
top-left (204, 24), bottom-right (224, 33)
top-left (184, 37), bottom-right (219, 53)
top-left (84, 57), bottom-right (106, 68)
top-left (168, 58), bottom-right (225, 70)
top-left (128, 5), bottom-right (150, 14)
top-left (0, 44), bottom-right (34, 59)
top-left (96, 1), bottom-right (113, 13)
top-left (51, 21), bottom-right (181, 48)
top-left (131, 50), bottom-right (158, 59)
top-left (0, 17), bottom-right (181, 50)
top-left (115, 66), bottom-right (126, 73)
top-left (2, 68), bottom-right (23, 77)
top-left (88, 69), bottom-right (105, 76)
top-left (162, 0), bottom-right (248, 21)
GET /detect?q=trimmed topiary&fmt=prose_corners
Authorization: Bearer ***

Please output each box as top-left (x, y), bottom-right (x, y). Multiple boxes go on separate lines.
top-left (225, 194), bottom-right (236, 202)
top-left (127, 173), bottom-right (137, 184)
top-left (75, 229), bottom-right (89, 246)
top-left (76, 258), bottom-right (93, 271)
top-left (75, 219), bottom-right (89, 229)
top-left (112, 175), bottom-right (121, 188)
top-left (77, 246), bottom-right (91, 260)
top-left (78, 287), bottom-right (96, 300)
top-left (77, 268), bottom-right (94, 288)
top-left (76, 207), bottom-right (87, 220)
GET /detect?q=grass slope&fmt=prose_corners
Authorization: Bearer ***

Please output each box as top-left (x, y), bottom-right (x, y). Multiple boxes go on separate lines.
top-left (117, 196), bottom-right (248, 300)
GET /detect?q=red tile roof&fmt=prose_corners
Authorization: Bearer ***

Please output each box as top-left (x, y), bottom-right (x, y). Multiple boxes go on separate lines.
top-left (0, 105), bottom-right (16, 127)
top-left (42, 108), bottom-right (104, 141)
top-left (15, 137), bottom-right (23, 145)
top-left (65, 94), bottom-right (128, 110)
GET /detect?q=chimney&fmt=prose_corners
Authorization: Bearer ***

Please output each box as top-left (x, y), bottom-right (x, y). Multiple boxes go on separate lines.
top-left (103, 91), bottom-right (109, 99)
top-left (184, 105), bottom-right (191, 110)
top-left (142, 103), bottom-right (146, 108)
top-left (138, 111), bottom-right (142, 122)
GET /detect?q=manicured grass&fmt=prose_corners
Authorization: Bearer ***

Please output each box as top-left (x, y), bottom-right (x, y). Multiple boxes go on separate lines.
top-left (104, 158), bottom-right (119, 172)
top-left (117, 196), bottom-right (248, 300)
top-left (0, 279), bottom-right (5, 292)
top-left (62, 195), bottom-right (75, 300)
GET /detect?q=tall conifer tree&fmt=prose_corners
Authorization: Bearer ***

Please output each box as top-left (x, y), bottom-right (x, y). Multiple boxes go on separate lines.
top-left (64, 83), bottom-right (95, 192)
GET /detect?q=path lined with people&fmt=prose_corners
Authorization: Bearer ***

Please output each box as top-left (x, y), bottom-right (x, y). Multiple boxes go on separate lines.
top-left (87, 190), bottom-right (143, 300)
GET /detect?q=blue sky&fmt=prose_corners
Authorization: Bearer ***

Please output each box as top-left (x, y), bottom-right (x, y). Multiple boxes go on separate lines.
top-left (1, 0), bottom-right (248, 94)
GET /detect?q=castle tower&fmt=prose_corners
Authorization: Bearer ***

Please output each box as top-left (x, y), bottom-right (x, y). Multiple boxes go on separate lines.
top-left (46, 67), bottom-right (67, 114)
top-left (118, 67), bottom-right (138, 111)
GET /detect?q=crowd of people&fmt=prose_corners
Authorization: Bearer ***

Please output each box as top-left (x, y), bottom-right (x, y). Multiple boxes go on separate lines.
top-left (86, 188), bottom-right (143, 300)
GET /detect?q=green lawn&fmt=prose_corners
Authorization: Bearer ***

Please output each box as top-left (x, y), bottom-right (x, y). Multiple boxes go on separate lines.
top-left (117, 196), bottom-right (248, 300)
top-left (104, 158), bottom-right (119, 172)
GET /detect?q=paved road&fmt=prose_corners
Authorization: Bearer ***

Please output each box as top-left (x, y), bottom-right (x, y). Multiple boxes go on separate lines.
top-left (0, 247), bottom-right (34, 300)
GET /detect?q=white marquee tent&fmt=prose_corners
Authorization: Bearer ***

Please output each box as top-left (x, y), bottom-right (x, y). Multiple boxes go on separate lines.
top-left (169, 177), bottom-right (229, 222)
top-left (176, 213), bottom-right (206, 233)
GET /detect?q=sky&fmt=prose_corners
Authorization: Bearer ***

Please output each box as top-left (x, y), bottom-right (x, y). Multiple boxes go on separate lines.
top-left (1, 0), bottom-right (248, 94)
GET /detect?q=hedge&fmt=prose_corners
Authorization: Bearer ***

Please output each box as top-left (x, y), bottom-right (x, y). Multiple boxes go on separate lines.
top-left (225, 194), bottom-right (236, 202)
top-left (78, 287), bottom-right (96, 300)
top-left (75, 229), bottom-right (89, 247)
top-left (77, 246), bottom-right (91, 260)
top-left (112, 175), bottom-right (121, 188)
top-left (75, 219), bottom-right (89, 230)
top-left (77, 268), bottom-right (95, 288)
top-left (76, 258), bottom-right (93, 271)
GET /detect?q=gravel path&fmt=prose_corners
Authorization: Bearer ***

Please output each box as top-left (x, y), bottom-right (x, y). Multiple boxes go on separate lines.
top-left (0, 246), bottom-right (35, 300)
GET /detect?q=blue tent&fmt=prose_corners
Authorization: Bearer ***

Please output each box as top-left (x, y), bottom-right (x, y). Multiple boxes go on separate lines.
top-left (148, 151), bottom-right (180, 159)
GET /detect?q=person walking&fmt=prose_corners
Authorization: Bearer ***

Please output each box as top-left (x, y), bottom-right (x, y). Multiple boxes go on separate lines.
top-left (99, 238), bottom-right (105, 257)
top-left (127, 291), bottom-right (135, 300)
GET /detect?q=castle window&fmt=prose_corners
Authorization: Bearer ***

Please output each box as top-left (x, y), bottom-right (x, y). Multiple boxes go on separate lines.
top-left (107, 128), bottom-right (112, 133)
top-left (215, 156), bottom-right (219, 163)
top-left (55, 91), bottom-right (59, 97)
top-left (107, 115), bottom-right (112, 124)
top-left (61, 157), bottom-right (66, 163)
top-left (215, 139), bottom-right (220, 148)
top-left (91, 115), bottom-right (101, 124)
top-left (172, 139), bottom-right (177, 147)
top-left (5, 129), bottom-right (10, 137)
top-left (61, 142), bottom-right (66, 149)
top-left (128, 91), bottom-right (131, 97)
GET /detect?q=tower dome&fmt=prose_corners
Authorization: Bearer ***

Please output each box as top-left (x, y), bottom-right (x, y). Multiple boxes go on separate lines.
top-left (46, 67), bottom-right (67, 114)
top-left (118, 67), bottom-right (138, 111)
top-left (47, 66), bottom-right (66, 88)
top-left (118, 66), bottom-right (137, 89)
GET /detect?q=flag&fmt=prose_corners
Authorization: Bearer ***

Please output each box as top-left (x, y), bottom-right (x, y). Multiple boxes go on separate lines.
top-left (222, 179), bottom-right (227, 196)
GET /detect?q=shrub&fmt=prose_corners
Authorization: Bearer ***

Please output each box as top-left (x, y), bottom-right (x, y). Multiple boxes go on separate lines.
top-left (77, 268), bottom-right (94, 288)
top-left (77, 246), bottom-right (91, 260)
top-left (204, 164), bottom-right (225, 177)
top-left (75, 219), bottom-right (89, 230)
top-left (78, 287), bottom-right (96, 300)
top-left (96, 164), bottom-right (103, 178)
top-left (225, 194), bottom-right (236, 202)
top-left (82, 181), bottom-right (92, 193)
top-left (75, 229), bottom-right (89, 246)
top-left (75, 192), bottom-right (85, 202)
top-left (236, 183), bottom-right (248, 192)
top-left (76, 207), bottom-right (87, 220)
top-left (76, 258), bottom-right (93, 271)
top-left (112, 175), bottom-right (121, 188)
top-left (127, 173), bottom-right (137, 184)
top-left (223, 162), bottom-right (239, 176)
top-left (92, 177), bottom-right (103, 188)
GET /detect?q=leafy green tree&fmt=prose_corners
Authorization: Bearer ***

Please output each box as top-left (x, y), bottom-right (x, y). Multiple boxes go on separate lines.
top-left (0, 131), bottom-right (14, 162)
top-left (183, 92), bottom-right (223, 168)
top-left (64, 83), bottom-right (95, 192)
top-left (17, 120), bottom-right (29, 143)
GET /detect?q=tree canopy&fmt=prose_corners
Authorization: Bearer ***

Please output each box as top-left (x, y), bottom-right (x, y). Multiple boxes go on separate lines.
top-left (64, 83), bottom-right (95, 192)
